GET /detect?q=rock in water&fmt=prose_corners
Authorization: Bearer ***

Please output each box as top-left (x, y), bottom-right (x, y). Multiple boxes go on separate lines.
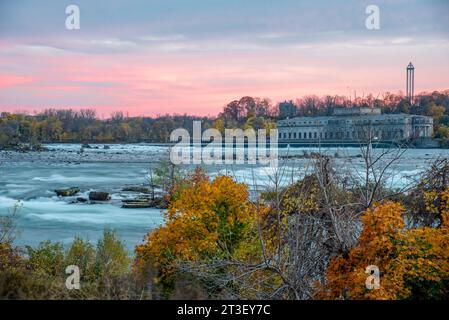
top-left (121, 196), bottom-right (168, 209)
top-left (89, 191), bottom-right (110, 201)
top-left (55, 187), bottom-right (80, 197)
top-left (122, 186), bottom-right (152, 194)
top-left (122, 198), bottom-right (152, 203)
top-left (122, 202), bottom-right (152, 209)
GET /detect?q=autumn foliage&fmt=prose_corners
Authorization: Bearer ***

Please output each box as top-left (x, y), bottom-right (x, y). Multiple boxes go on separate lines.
top-left (135, 169), bottom-right (258, 290)
top-left (135, 163), bottom-right (449, 300)
top-left (318, 193), bottom-right (449, 300)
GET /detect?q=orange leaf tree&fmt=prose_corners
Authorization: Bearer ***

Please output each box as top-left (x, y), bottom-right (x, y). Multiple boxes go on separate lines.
top-left (318, 193), bottom-right (449, 300)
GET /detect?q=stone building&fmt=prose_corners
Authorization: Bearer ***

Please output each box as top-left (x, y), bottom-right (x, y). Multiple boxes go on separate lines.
top-left (277, 107), bottom-right (433, 144)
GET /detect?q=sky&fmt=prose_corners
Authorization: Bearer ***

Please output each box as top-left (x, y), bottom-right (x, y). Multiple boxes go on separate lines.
top-left (0, 0), bottom-right (448, 117)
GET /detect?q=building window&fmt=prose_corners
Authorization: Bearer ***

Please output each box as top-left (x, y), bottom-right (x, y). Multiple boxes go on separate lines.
top-left (314, 132), bottom-right (317, 139)
top-left (298, 132), bottom-right (302, 139)
top-left (309, 132), bottom-right (312, 139)
top-left (293, 132), bottom-right (297, 139)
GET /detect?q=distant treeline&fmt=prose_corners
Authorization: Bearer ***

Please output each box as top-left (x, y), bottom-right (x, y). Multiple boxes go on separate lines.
top-left (0, 111), bottom-right (214, 148)
top-left (1, 90), bottom-right (449, 149)
top-left (278, 90), bottom-right (449, 119)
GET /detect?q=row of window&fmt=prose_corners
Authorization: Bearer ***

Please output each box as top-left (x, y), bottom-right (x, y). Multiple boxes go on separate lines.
top-left (282, 118), bottom-right (408, 126)
top-left (279, 130), bottom-right (405, 140)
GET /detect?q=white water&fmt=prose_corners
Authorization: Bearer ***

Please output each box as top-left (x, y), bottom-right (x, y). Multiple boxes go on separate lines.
top-left (0, 157), bottom-right (164, 251)
top-left (0, 143), bottom-right (447, 251)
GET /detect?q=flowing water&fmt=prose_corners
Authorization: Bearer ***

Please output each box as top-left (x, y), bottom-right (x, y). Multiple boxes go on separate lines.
top-left (0, 143), bottom-right (447, 251)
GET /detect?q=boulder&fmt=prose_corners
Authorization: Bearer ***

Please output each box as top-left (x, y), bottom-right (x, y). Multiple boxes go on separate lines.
top-left (89, 191), bottom-right (110, 201)
top-left (76, 197), bottom-right (88, 203)
top-left (121, 196), bottom-right (167, 209)
top-left (122, 202), bottom-right (152, 209)
top-left (122, 186), bottom-right (152, 194)
top-left (55, 187), bottom-right (80, 197)
top-left (122, 198), bottom-right (151, 204)
top-left (103, 145), bottom-right (110, 149)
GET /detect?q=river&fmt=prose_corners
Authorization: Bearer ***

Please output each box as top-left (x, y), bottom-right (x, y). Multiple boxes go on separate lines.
top-left (0, 143), bottom-right (446, 251)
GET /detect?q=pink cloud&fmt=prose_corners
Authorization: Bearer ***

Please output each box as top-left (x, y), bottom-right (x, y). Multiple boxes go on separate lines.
top-left (1, 38), bottom-right (449, 116)
top-left (0, 74), bottom-right (33, 88)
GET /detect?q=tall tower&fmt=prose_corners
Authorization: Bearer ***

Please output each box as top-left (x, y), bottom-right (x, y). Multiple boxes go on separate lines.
top-left (406, 62), bottom-right (415, 104)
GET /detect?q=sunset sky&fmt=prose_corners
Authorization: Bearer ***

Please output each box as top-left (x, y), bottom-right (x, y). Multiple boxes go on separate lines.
top-left (1, 0), bottom-right (449, 117)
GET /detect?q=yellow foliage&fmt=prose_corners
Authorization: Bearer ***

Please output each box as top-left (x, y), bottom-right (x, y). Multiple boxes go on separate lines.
top-left (135, 172), bottom-right (258, 284)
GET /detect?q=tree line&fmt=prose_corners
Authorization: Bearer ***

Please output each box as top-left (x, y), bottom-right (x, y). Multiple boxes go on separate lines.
top-left (1, 90), bottom-right (448, 149)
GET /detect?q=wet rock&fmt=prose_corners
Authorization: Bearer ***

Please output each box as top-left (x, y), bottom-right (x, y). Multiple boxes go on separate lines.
top-left (122, 185), bottom-right (152, 194)
top-left (82, 143), bottom-right (92, 149)
top-left (122, 198), bottom-right (152, 204)
top-left (69, 197), bottom-right (88, 204)
top-left (122, 202), bottom-right (152, 209)
top-left (104, 145), bottom-right (110, 150)
top-left (55, 187), bottom-right (80, 197)
top-left (89, 191), bottom-right (110, 201)
top-left (121, 196), bottom-right (167, 209)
